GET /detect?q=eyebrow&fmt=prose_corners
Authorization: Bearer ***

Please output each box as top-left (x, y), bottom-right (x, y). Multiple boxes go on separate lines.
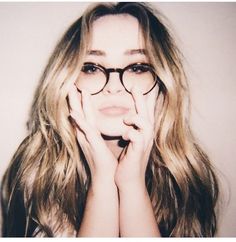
top-left (125, 49), bottom-right (147, 55)
top-left (87, 48), bottom-right (147, 56)
top-left (87, 50), bottom-right (105, 56)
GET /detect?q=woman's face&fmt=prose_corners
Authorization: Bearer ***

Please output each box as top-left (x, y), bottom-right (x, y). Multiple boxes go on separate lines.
top-left (77, 14), bottom-right (158, 137)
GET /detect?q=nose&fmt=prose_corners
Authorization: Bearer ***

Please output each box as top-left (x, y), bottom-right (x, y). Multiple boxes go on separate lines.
top-left (103, 72), bottom-right (124, 94)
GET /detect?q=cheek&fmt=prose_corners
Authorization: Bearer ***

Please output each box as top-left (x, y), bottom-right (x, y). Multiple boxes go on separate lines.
top-left (90, 97), bottom-right (99, 111)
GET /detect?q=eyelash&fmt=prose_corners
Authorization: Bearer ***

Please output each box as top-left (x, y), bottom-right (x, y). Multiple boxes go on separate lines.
top-left (83, 61), bottom-right (150, 68)
top-left (81, 63), bottom-right (152, 77)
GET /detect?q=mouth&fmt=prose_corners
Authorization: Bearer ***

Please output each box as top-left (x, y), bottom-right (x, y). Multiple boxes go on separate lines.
top-left (99, 106), bottom-right (130, 116)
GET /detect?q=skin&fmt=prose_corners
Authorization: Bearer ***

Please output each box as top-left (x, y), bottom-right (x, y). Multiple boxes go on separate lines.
top-left (68, 14), bottom-right (160, 237)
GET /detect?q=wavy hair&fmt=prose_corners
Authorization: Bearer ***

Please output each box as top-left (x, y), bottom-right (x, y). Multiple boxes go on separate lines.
top-left (1, 2), bottom-right (218, 237)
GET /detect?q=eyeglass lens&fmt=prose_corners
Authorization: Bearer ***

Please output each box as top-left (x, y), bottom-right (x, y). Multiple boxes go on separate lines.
top-left (77, 63), bottom-right (156, 95)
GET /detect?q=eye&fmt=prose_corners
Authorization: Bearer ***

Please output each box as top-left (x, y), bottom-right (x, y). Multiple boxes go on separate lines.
top-left (81, 64), bottom-right (101, 74)
top-left (128, 64), bottom-right (149, 74)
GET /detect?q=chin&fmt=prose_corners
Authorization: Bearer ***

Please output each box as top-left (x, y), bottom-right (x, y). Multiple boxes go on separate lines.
top-left (96, 116), bottom-right (128, 137)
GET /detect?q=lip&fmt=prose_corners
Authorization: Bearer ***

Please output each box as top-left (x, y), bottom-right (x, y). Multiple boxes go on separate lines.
top-left (99, 106), bottom-right (130, 116)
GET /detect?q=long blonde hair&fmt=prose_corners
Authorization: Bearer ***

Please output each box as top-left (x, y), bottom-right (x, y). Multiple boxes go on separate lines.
top-left (1, 2), bottom-right (218, 237)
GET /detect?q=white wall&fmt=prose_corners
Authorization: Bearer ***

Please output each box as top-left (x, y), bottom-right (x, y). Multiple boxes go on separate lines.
top-left (0, 2), bottom-right (235, 237)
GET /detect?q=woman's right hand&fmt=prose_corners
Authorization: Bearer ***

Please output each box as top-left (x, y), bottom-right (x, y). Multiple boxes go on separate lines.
top-left (68, 86), bottom-right (118, 185)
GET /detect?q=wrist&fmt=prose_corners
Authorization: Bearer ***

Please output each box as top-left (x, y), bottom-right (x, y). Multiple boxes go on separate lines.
top-left (117, 179), bottom-right (147, 194)
top-left (91, 169), bottom-right (116, 183)
top-left (90, 176), bottom-right (117, 191)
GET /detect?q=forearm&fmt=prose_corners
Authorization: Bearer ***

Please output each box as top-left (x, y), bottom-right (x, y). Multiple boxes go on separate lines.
top-left (119, 183), bottom-right (161, 237)
top-left (77, 180), bottom-right (119, 237)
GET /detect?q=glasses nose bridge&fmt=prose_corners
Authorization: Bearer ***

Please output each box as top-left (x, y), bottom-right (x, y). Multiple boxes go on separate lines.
top-left (106, 68), bottom-right (123, 82)
top-left (103, 67), bottom-right (125, 94)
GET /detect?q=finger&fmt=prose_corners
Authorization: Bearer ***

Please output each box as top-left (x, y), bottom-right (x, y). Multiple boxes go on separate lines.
top-left (123, 115), bottom-right (145, 130)
top-left (68, 85), bottom-right (84, 118)
top-left (81, 89), bottom-right (95, 126)
top-left (122, 128), bottom-right (143, 150)
top-left (70, 110), bottom-right (91, 140)
top-left (131, 86), bottom-right (148, 118)
top-left (69, 111), bottom-right (92, 159)
top-left (146, 89), bottom-right (158, 125)
top-left (71, 110), bottom-right (106, 151)
top-left (75, 128), bottom-right (90, 154)
top-left (124, 115), bottom-right (154, 136)
top-left (74, 127), bottom-right (95, 169)
top-left (71, 112), bottom-right (112, 169)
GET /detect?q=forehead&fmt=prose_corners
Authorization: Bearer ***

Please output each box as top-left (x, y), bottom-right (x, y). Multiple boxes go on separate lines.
top-left (89, 14), bottom-right (145, 51)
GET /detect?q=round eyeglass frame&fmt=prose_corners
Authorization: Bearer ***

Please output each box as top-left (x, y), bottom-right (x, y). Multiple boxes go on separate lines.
top-left (77, 62), bottom-right (162, 95)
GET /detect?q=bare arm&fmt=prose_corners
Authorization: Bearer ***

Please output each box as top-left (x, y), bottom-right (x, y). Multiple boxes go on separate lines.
top-left (119, 183), bottom-right (160, 237)
top-left (115, 88), bottom-right (161, 237)
top-left (69, 87), bottom-right (119, 237)
top-left (77, 180), bottom-right (119, 237)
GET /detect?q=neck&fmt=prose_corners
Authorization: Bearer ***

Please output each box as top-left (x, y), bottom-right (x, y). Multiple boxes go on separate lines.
top-left (102, 134), bottom-right (128, 159)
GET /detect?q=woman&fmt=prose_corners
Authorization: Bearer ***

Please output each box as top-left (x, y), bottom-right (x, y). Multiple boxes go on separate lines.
top-left (1, 2), bottom-right (219, 237)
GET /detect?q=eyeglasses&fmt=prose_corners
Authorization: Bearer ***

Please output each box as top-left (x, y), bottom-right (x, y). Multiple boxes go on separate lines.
top-left (76, 62), bottom-right (161, 95)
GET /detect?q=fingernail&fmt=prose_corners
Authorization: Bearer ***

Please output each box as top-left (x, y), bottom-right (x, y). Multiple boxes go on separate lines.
top-left (70, 111), bottom-right (75, 119)
top-left (122, 133), bottom-right (128, 141)
top-left (123, 118), bottom-right (128, 124)
top-left (123, 117), bottom-right (132, 125)
top-left (73, 83), bottom-right (78, 91)
top-left (131, 86), bottom-right (136, 93)
top-left (81, 89), bottom-right (85, 99)
top-left (132, 86), bottom-right (141, 95)
top-left (82, 89), bottom-right (89, 97)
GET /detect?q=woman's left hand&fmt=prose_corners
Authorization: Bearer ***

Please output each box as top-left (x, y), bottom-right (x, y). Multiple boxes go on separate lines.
top-left (115, 87), bottom-right (155, 192)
